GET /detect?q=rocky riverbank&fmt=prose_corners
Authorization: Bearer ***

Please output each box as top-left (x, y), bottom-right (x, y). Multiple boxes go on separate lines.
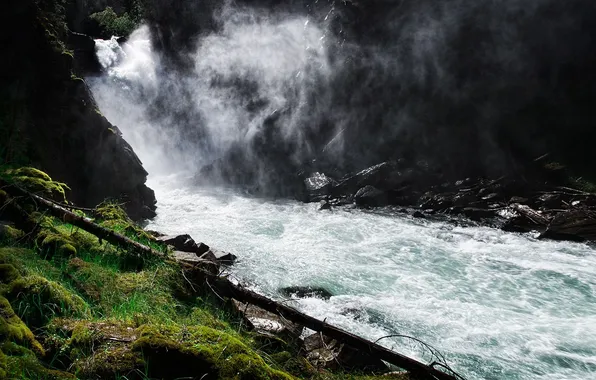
top-left (301, 160), bottom-right (596, 245)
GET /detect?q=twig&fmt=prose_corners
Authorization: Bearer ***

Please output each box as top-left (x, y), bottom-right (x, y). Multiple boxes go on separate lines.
top-left (180, 269), bottom-right (197, 293)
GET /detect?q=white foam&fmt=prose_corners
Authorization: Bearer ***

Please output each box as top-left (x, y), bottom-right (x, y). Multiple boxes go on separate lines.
top-left (144, 178), bottom-right (596, 380)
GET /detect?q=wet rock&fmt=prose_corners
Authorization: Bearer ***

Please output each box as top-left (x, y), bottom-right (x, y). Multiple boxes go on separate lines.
top-left (459, 207), bottom-right (499, 221)
top-left (334, 161), bottom-right (408, 196)
top-left (354, 185), bottom-right (388, 207)
top-left (537, 193), bottom-right (563, 209)
top-left (539, 210), bottom-right (596, 242)
top-left (279, 286), bottom-right (334, 300)
top-left (412, 211), bottom-right (425, 219)
top-left (157, 234), bottom-right (210, 256)
top-left (209, 249), bottom-right (237, 265)
top-left (231, 299), bottom-right (302, 338)
top-left (303, 172), bottom-right (337, 202)
top-left (319, 200), bottom-right (332, 210)
top-left (302, 333), bottom-right (387, 372)
top-left (67, 32), bottom-right (101, 74)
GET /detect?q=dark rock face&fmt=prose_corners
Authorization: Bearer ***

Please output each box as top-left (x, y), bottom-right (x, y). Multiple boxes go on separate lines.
top-left (540, 210), bottom-right (596, 242)
top-left (354, 185), bottom-right (387, 207)
top-left (67, 32), bottom-right (101, 74)
top-left (142, 0), bottom-right (596, 202)
top-left (0, 0), bottom-right (156, 221)
top-left (209, 249), bottom-right (238, 265)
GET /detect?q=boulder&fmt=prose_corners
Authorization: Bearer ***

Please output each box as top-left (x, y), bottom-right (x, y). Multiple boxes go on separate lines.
top-left (354, 185), bottom-right (388, 207)
top-left (303, 172), bottom-right (336, 202)
top-left (157, 234), bottom-right (210, 256)
top-left (209, 249), bottom-right (237, 265)
top-left (302, 333), bottom-right (387, 372)
top-left (279, 286), bottom-right (333, 300)
top-left (539, 210), bottom-right (596, 242)
top-left (319, 200), bottom-right (332, 211)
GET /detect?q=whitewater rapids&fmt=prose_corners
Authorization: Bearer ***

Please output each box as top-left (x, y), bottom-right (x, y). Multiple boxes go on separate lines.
top-left (89, 21), bottom-right (596, 380)
top-left (143, 175), bottom-right (596, 380)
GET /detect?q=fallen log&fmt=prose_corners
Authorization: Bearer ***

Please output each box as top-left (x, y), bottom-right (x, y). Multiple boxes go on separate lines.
top-left (1, 183), bottom-right (165, 258)
top-left (202, 274), bottom-right (459, 380)
top-left (511, 203), bottom-right (550, 226)
top-left (2, 182), bottom-right (459, 380)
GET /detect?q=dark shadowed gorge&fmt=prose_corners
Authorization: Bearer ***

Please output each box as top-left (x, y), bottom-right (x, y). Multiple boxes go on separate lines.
top-left (1, 1), bottom-right (596, 380)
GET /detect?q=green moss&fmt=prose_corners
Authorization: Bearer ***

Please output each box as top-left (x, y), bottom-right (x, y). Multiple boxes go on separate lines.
top-left (0, 347), bottom-right (7, 379)
top-left (58, 244), bottom-right (76, 256)
top-left (0, 225), bottom-right (25, 242)
top-left (5, 275), bottom-right (89, 328)
top-left (1, 342), bottom-right (76, 380)
top-left (2, 167), bottom-right (70, 201)
top-left (0, 264), bottom-right (20, 284)
top-left (0, 297), bottom-right (44, 356)
top-left (76, 345), bottom-right (144, 378)
top-left (133, 324), bottom-right (295, 380)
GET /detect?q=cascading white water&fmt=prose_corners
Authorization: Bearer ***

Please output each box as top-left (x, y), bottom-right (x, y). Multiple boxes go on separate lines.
top-left (89, 19), bottom-right (596, 380)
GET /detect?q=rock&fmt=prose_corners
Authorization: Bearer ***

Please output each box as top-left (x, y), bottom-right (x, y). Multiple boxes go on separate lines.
top-left (459, 207), bottom-right (498, 221)
top-left (319, 200), bottom-right (332, 210)
top-left (536, 193), bottom-right (563, 209)
top-left (412, 210), bottom-right (426, 219)
top-left (539, 210), bottom-right (596, 242)
top-left (334, 161), bottom-right (407, 196)
top-left (303, 172), bottom-right (337, 202)
top-left (209, 249), bottom-right (237, 265)
top-left (302, 333), bottom-right (387, 372)
top-left (157, 234), bottom-right (210, 256)
top-left (231, 299), bottom-right (302, 338)
top-left (67, 32), bottom-right (101, 74)
top-left (279, 286), bottom-right (334, 300)
top-left (354, 185), bottom-right (388, 207)
top-left (418, 192), bottom-right (454, 211)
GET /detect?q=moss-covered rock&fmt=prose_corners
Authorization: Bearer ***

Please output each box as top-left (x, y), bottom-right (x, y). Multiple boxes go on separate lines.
top-left (0, 225), bottom-right (25, 242)
top-left (3, 167), bottom-right (70, 201)
top-left (0, 264), bottom-right (20, 284)
top-left (0, 296), bottom-right (44, 356)
top-left (133, 324), bottom-right (295, 380)
top-left (5, 275), bottom-right (89, 327)
top-left (1, 342), bottom-right (76, 380)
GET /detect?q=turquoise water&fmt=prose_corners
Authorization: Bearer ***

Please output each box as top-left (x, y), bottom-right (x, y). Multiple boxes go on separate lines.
top-left (145, 178), bottom-right (596, 380)
top-left (91, 23), bottom-right (596, 380)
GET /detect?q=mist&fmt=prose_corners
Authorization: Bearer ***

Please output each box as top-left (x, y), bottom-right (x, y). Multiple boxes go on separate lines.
top-left (89, 0), bottom-right (596, 196)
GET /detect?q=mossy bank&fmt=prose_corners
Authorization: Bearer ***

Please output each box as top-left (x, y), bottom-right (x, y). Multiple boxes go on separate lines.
top-left (0, 167), bottom-right (412, 379)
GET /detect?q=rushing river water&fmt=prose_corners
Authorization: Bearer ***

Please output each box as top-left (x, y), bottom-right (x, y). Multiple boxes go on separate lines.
top-left (140, 175), bottom-right (596, 380)
top-left (89, 21), bottom-right (596, 380)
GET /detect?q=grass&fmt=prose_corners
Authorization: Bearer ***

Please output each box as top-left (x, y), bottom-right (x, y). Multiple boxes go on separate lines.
top-left (0, 166), bottom-right (410, 379)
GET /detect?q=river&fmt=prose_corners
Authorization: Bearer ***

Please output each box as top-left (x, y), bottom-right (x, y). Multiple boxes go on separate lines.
top-left (89, 21), bottom-right (596, 380)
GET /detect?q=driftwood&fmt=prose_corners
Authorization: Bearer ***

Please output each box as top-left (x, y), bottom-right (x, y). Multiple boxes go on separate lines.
top-left (511, 203), bottom-right (550, 226)
top-left (2, 183), bottom-right (459, 380)
top-left (1, 183), bottom-right (165, 258)
top-left (203, 273), bottom-right (459, 380)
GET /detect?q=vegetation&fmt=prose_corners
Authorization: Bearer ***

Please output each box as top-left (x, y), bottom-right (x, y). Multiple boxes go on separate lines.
top-left (0, 167), bottom-right (407, 379)
top-left (89, 7), bottom-right (138, 37)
